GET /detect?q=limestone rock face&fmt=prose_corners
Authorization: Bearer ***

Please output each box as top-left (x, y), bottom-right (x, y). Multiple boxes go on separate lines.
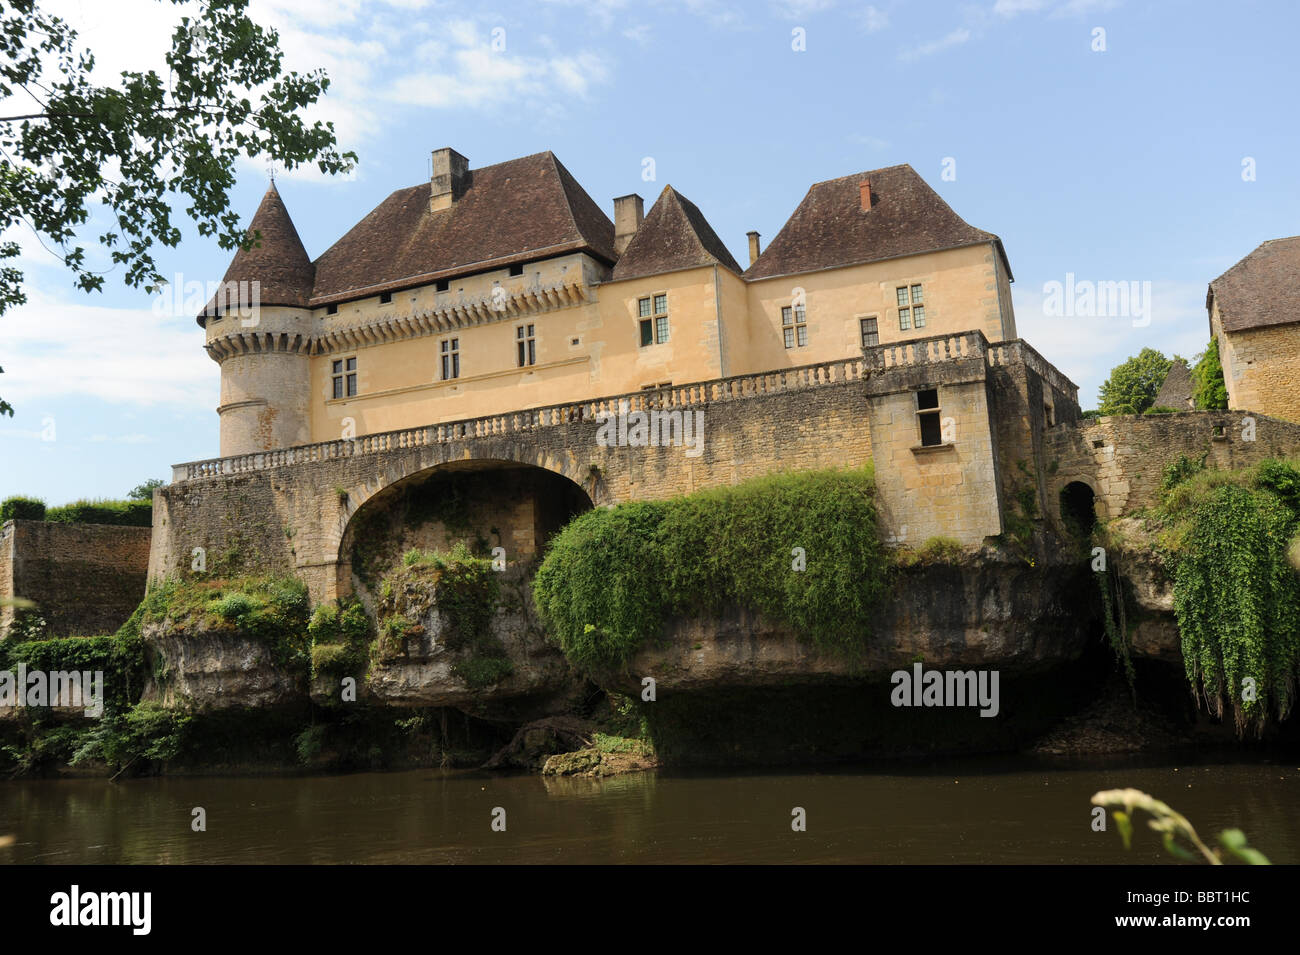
top-left (1107, 518), bottom-right (1182, 665)
top-left (140, 549), bottom-right (1180, 719)
top-left (600, 554), bottom-right (1100, 694)
top-left (358, 601), bottom-right (582, 718)
top-left (142, 621), bottom-right (305, 711)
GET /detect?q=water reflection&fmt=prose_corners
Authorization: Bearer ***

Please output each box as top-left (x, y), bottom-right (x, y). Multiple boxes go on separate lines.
top-left (0, 756), bottom-right (1294, 864)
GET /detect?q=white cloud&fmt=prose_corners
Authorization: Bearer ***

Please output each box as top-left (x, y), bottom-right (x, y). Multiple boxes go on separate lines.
top-left (857, 4), bottom-right (889, 32)
top-left (993, 0), bottom-right (1048, 17)
top-left (0, 288), bottom-right (215, 409)
top-left (622, 24), bottom-right (653, 45)
top-left (1014, 279), bottom-right (1210, 405)
top-left (900, 28), bottom-right (971, 61)
top-left (770, 0), bottom-right (837, 18)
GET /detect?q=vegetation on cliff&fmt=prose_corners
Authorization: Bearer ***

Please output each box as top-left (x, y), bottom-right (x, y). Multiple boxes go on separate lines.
top-left (374, 544), bottom-right (510, 688)
top-left (532, 466), bottom-right (887, 673)
top-left (1149, 456), bottom-right (1300, 735)
top-left (143, 575), bottom-right (312, 672)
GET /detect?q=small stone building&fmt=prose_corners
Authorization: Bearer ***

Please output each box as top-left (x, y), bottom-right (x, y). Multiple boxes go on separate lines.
top-left (1207, 236), bottom-right (1300, 421)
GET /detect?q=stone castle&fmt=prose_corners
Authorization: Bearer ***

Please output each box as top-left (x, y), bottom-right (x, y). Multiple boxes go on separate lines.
top-left (8, 149), bottom-right (1300, 635)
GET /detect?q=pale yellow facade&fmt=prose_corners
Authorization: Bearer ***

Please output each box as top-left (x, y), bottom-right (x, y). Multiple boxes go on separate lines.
top-left (205, 185), bottom-right (1015, 455)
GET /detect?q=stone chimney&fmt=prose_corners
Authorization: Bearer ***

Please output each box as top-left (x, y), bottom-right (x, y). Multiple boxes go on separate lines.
top-left (430, 148), bottom-right (470, 212)
top-left (747, 231), bottom-right (761, 266)
top-left (859, 180), bottom-right (872, 212)
top-left (613, 193), bottom-right (644, 254)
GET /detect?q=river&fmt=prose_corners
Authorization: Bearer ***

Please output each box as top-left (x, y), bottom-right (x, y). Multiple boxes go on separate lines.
top-left (2, 756), bottom-right (1296, 864)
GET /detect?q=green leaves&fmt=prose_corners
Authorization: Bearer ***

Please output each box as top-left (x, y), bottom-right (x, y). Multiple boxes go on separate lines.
top-left (532, 467), bottom-right (887, 674)
top-left (1097, 348), bottom-right (1173, 416)
top-left (1167, 466), bottom-right (1300, 735)
top-left (1218, 828), bottom-right (1271, 865)
top-left (0, 0), bottom-right (357, 406)
top-left (1191, 338), bottom-right (1229, 411)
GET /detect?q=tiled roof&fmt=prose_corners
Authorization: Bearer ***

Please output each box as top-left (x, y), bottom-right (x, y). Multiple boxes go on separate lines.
top-left (1209, 236), bottom-right (1300, 334)
top-left (309, 151), bottom-right (616, 304)
top-left (200, 182), bottom-right (314, 321)
top-left (744, 163), bottom-right (1008, 281)
top-left (1154, 358), bottom-right (1194, 410)
top-left (610, 185), bottom-right (742, 282)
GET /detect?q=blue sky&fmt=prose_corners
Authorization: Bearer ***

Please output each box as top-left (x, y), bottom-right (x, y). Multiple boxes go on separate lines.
top-left (2, 0), bottom-right (1298, 503)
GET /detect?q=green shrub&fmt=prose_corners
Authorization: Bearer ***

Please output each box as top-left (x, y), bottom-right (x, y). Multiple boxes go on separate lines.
top-left (1160, 454), bottom-right (1205, 498)
top-left (1156, 469), bottom-right (1300, 736)
top-left (135, 576), bottom-right (310, 671)
top-left (1192, 338), bottom-right (1229, 410)
top-left (533, 467), bottom-right (886, 672)
top-left (308, 598), bottom-right (371, 679)
top-left (0, 496), bottom-right (46, 521)
top-left (45, 498), bottom-right (152, 526)
top-left (1144, 405), bottom-right (1179, 415)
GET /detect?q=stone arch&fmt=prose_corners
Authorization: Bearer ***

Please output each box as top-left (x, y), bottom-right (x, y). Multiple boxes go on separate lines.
top-left (332, 457), bottom-right (595, 601)
top-left (1057, 479), bottom-right (1100, 536)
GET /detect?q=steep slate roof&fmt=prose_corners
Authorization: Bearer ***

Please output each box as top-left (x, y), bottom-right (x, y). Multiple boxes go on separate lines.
top-left (310, 151), bottom-right (616, 304)
top-left (744, 163), bottom-right (1009, 281)
top-left (1154, 358), bottom-right (1194, 410)
top-left (611, 185), bottom-right (743, 282)
top-left (200, 182), bottom-right (314, 322)
top-left (1208, 235), bottom-right (1300, 334)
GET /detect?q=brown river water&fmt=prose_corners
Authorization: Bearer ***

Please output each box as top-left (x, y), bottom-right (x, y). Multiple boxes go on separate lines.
top-left (1, 757), bottom-right (1296, 864)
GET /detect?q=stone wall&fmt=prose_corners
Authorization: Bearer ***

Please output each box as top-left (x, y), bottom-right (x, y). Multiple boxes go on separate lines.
top-left (1044, 410), bottom-right (1300, 523)
top-left (1220, 323), bottom-right (1300, 424)
top-left (0, 520), bottom-right (151, 638)
top-left (153, 361), bottom-right (875, 603)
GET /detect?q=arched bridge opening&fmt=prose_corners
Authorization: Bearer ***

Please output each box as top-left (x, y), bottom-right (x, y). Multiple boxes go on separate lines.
top-left (337, 459), bottom-right (593, 602)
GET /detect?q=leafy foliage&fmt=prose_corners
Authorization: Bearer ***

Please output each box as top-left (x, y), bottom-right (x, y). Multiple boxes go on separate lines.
top-left (1191, 338), bottom-right (1229, 411)
top-left (1092, 788), bottom-right (1270, 864)
top-left (0, 0), bottom-right (356, 413)
top-left (0, 495), bottom-right (46, 521)
top-left (377, 544), bottom-right (509, 686)
top-left (128, 479), bottom-right (165, 502)
top-left (1097, 348), bottom-right (1173, 416)
top-left (1156, 459), bottom-right (1300, 734)
top-left (307, 598), bottom-right (371, 679)
top-left (532, 467), bottom-right (887, 673)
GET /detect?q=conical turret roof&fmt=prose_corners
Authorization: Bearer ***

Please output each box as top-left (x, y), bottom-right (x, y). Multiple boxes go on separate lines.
top-left (198, 181), bottom-right (314, 323)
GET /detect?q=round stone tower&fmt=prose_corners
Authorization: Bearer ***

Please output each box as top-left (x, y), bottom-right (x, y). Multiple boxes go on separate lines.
top-left (199, 182), bottom-right (315, 457)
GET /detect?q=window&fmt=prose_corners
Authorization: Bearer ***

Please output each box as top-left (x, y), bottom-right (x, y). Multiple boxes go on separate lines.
top-left (517, 324), bottom-right (536, 367)
top-left (898, 284), bottom-right (925, 330)
top-left (860, 316), bottom-right (879, 348)
top-left (331, 357), bottom-right (357, 399)
top-left (326, 303), bottom-right (338, 315)
top-left (782, 304), bottom-right (808, 348)
top-left (379, 291), bottom-right (392, 305)
top-left (509, 263), bottom-right (524, 277)
top-left (435, 278), bottom-right (450, 293)
top-left (916, 388), bottom-right (943, 447)
top-left (637, 294), bottom-right (670, 346)
top-left (440, 338), bottom-right (460, 380)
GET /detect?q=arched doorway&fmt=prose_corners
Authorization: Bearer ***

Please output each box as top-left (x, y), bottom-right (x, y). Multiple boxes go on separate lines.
top-left (338, 459), bottom-right (593, 600)
top-left (1059, 481), bottom-right (1097, 537)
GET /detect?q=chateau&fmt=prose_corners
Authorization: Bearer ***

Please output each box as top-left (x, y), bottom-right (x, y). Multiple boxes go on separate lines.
top-left (202, 148), bottom-right (1019, 456)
